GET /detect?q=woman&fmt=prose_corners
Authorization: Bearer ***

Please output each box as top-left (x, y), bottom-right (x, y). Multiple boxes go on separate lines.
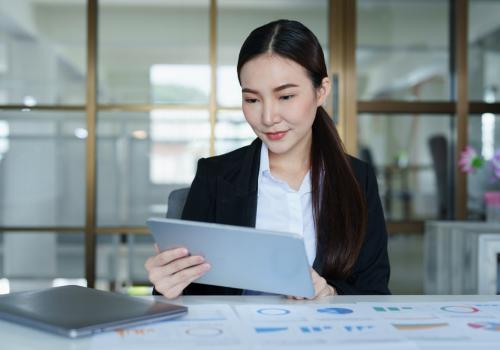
top-left (145, 19), bottom-right (390, 299)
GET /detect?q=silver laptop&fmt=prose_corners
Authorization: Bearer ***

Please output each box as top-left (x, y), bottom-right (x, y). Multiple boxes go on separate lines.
top-left (147, 217), bottom-right (315, 298)
top-left (0, 285), bottom-right (187, 338)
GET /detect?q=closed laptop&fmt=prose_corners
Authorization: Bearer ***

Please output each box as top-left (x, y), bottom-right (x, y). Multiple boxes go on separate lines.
top-left (0, 285), bottom-right (187, 338)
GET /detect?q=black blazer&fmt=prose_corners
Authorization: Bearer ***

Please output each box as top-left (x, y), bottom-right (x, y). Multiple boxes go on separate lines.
top-left (156, 138), bottom-right (390, 296)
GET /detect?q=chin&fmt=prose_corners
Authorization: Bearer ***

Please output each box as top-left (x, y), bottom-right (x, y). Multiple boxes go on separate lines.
top-left (263, 140), bottom-right (293, 155)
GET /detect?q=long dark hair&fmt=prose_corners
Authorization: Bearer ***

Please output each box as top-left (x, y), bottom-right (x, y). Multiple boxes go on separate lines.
top-left (237, 19), bottom-right (367, 279)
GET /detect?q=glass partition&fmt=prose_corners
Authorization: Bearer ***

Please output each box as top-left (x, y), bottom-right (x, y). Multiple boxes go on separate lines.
top-left (468, 0), bottom-right (500, 102)
top-left (357, 0), bottom-right (450, 101)
top-left (0, 0), bottom-right (86, 105)
top-left (97, 110), bottom-right (209, 226)
top-left (0, 110), bottom-right (86, 227)
top-left (98, 0), bottom-right (210, 105)
top-left (358, 113), bottom-right (453, 220)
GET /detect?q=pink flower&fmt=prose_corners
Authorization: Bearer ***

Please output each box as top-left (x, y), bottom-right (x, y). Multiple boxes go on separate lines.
top-left (459, 146), bottom-right (483, 174)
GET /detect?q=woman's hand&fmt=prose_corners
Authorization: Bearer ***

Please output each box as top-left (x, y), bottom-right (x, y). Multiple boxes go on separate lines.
top-left (145, 244), bottom-right (211, 299)
top-left (287, 268), bottom-right (336, 300)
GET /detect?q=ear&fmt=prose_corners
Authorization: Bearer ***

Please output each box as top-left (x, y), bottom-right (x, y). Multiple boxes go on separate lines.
top-left (316, 77), bottom-right (331, 107)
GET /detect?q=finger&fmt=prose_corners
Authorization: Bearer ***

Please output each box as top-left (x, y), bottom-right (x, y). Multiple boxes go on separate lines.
top-left (316, 284), bottom-right (336, 299)
top-left (156, 278), bottom-right (184, 299)
top-left (156, 255), bottom-right (206, 280)
top-left (169, 262), bottom-right (211, 287)
top-left (167, 270), bottom-right (207, 299)
top-left (159, 263), bottom-right (210, 298)
top-left (162, 283), bottom-right (186, 299)
top-left (160, 279), bottom-right (190, 299)
top-left (310, 277), bottom-right (327, 299)
top-left (154, 244), bottom-right (160, 254)
top-left (145, 247), bottom-right (187, 272)
top-left (153, 247), bottom-right (189, 268)
top-left (161, 264), bottom-right (210, 299)
top-left (148, 255), bottom-right (207, 288)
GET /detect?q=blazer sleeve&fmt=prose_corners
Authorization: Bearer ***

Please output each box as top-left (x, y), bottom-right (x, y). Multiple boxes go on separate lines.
top-left (326, 163), bottom-right (391, 295)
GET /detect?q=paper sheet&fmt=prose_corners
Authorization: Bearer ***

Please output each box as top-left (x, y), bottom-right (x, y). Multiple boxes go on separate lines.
top-left (90, 301), bottom-right (500, 349)
top-left (234, 304), bottom-right (414, 349)
top-left (91, 304), bottom-right (246, 350)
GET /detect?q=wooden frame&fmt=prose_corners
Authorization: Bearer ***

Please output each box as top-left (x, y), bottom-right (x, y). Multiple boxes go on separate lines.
top-left (454, 0), bottom-right (469, 220)
top-left (85, 0), bottom-right (98, 288)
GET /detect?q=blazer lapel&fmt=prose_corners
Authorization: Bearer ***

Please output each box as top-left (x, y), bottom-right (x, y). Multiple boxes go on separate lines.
top-left (215, 138), bottom-right (261, 228)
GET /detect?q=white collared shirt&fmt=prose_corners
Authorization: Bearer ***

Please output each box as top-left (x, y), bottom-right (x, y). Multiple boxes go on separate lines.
top-left (255, 143), bottom-right (317, 266)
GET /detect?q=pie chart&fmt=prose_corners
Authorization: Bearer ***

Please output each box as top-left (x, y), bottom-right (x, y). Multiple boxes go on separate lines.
top-left (257, 308), bottom-right (291, 316)
top-left (441, 306), bottom-right (480, 313)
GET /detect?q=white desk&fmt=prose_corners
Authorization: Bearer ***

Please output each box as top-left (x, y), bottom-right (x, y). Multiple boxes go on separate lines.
top-left (2, 295), bottom-right (500, 350)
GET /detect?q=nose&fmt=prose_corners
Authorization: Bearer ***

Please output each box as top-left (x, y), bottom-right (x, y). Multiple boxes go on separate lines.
top-left (261, 101), bottom-right (281, 127)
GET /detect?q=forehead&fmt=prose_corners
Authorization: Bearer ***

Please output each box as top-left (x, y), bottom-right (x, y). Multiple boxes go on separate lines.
top-left (239, 54), bottom-right (310, 88)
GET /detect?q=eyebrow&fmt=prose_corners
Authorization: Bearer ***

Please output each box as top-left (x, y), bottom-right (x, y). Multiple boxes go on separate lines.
top-left (242, 83), bottom-right (299, 94)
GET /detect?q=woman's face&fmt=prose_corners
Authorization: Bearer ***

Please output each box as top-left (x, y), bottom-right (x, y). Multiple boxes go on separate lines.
top-left (239, 54), bottom-right (329, 158)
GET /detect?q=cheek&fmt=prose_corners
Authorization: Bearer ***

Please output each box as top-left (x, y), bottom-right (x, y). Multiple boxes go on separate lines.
top-left (242, 105), bottom-right (260, 128)
top-left (287, 99), bottom-right (317, 124)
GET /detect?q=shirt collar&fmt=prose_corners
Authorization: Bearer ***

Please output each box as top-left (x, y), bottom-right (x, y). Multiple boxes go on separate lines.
top-left (258, 142), bottom-right (311, 195)
top-left (259, 142), bottom-right (271, 176)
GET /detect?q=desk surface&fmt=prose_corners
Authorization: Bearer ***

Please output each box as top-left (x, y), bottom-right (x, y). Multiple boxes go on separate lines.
top-left (2, 295), bottom-right (500, 350)
top-left (167, 294), bottom-right (500, 305)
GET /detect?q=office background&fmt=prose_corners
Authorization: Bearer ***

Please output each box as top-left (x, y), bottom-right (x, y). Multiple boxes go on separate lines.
top-left (0, 0), bottom-right (499, 295)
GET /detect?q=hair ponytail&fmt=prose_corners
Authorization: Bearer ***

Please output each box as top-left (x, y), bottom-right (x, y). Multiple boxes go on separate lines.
top-left (311, 107), bottom-right (366, 278)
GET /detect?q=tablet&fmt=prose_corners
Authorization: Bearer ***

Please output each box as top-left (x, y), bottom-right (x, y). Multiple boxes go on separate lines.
top-left (0, 285), bottom-right (187, 338)
top-left (147, 217), bottom-right (315, 298)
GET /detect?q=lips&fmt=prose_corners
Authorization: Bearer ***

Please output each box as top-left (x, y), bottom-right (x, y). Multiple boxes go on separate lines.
top-left (265, 130), bottom-right (288, 141)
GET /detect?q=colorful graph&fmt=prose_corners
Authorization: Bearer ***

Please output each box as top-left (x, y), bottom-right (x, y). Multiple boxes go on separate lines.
top-left (373, 306), bottom-right (414, 312)
top-left (255, 327), bottom-right (289, 334)
top-left (468, 322), bottom-right (500, 331)
top-left (257, 308), bottom-right (291, 316)
top-left (317, 307), bottom-right (353, 315)
top-left (344, 325), bottom-right (374, 332)
top-left (299, 325), bottom-right (333, 333)
top-left (440, 305), bottom-right (480, 313)
top-left (391, 323), bottom-right (449, 331)
top-left (114, 328), bottom-right (156, 338)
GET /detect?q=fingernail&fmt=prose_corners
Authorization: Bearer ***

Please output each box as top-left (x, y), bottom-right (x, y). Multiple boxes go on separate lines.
top-left (178, 248), bottom-right (187, 256)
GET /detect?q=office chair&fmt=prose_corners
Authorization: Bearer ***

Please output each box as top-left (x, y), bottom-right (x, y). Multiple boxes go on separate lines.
top-left (166, 187), bottom-right (190, 219)
top-left (125, 187), bottom-right (191, 289)
top-left (428, 135), bottom-right (448, 219)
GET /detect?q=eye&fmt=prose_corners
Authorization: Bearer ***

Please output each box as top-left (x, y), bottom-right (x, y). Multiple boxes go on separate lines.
top-left (280, 95), bottom-right (294, 101)
top-left (244, 98), bottom-right (258, 104)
